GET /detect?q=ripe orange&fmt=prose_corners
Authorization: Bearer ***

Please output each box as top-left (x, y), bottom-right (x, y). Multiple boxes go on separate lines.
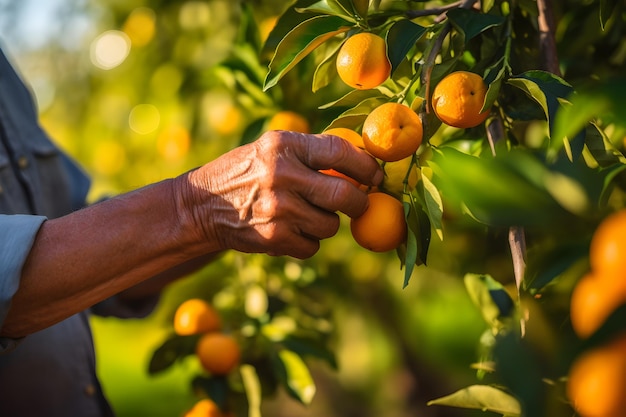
top-left (183, 398), bottom-right (223, 417)
top-left (362, 102), bottom-right (423, 162)
top-left (196, 333), bottom-right (241, 375)
top-left (174, 298), bottom-right (222, 336)
top-left (589, 210), bottom-right (626, 280)
top-left (382, 155), bottom-right (420, 197)
top-left (350, 192), bottom-right (407, 252)
top-left (267, 111), bottom-right (310, 133)
top-left (323, 127), bottom-right (365, 149)
top-left (431, 71), bottom-right (490, 128)
top-left (570, 272), bottom-right (626, 339)
top-left (566, 334), bottom-right (626, 417)
top-left (336, 32), bottom-right (391, 90)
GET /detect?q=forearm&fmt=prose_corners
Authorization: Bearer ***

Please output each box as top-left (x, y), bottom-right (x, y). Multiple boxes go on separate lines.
top-left (2, 176), bottom-right (209, 338)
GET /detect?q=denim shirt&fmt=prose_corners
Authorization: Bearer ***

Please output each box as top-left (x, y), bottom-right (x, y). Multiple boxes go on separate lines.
top-left (0, 47), bottom-right (113, 416)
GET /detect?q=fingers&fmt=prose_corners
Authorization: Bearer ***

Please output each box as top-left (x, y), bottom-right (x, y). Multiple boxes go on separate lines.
top-left (307, 133), bottom-right (384, 187)
top-left (255, 131), bottom-right (382, 218)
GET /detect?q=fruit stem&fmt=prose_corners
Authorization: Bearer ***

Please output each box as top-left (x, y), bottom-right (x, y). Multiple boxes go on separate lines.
top-left (487, 114), bottom-right (528, 336)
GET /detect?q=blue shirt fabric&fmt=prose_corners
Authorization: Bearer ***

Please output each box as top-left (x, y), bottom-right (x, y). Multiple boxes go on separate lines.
top-left (0, 47), bottom-right (150, 416)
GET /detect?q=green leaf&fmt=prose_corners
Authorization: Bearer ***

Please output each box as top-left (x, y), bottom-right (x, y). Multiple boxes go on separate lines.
top-left (191, 375), bottom-right (230, 409)
top-left (584, 122), bottom-right (626, 168)
top-left (551, 77), bottom-right (626, 158)
top-left (386, 19), bottom-right (427, 73)
top-left (240, 117), bottom-right (269, 146)
top-left (483, 63), bottom-right (507, 112)
top-left (428, 147), bottom-right (566, 227)
top-left (402, 199), bottom-right (418, 287)
top-left (274, 349), bottom-right (316, 405)
top-left (262, 0), bottom-right (323, 56)
top-left (296, 0), bottom-right (356, 21)
top-left (240, 365), bottom-right (262, 417)
top-left (324, 96), bottom-right (388, 130)
top-left (464, 273), bottom-right (515, 332)
top-left (312, 40), bottom-right (342, 92)
top-left (446, 8), bottom-right (505, 42)
top-left (147, 334), bottom-right (198, 375)
top-left (427, 384), bottom-right (521, 416)
top-left (419, 167), bottom-right (443, 241)
top-left (282, 334), bottom-right (338, 369)
top-left (264, 15), bottom-right (351, 91)
top-left (318, 88), bottom-right (383, 110)
top-left (599, 0), bottom-right (617, 30)
top-left (525, 240), bottom-right (589, 290)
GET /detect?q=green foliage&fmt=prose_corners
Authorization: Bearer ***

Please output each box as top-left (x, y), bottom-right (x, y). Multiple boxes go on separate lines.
top-left (10, 0), bottom-right (626, 416)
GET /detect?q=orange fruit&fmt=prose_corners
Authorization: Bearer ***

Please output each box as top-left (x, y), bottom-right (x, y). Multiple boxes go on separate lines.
top-left (382, 156), bottom-right (420, 197)
top-left (174, 298), bottom-right (222, 336)
top-left (566, 334), bottom-right (626, 417)
top-left (431, 71), bottom-right (490, 128)
top-left (362, 102), bottom-right (423, 162)
top-left (570, 272), bottom-right (626, 339)
top-left (589, 210), bottom-right (626, 279)
top-left (336, 32), bottom-right (391, 90)
top-left (196, 333), bottom-right (241, 375)
top-left (350, 192), bottom-right (407, 252)
top-left (267, 111), bottom-right (310, 133)
top-left (183, 398), bottom-right (222, 417)
top-left (323, 127), bottom-right (365, 149)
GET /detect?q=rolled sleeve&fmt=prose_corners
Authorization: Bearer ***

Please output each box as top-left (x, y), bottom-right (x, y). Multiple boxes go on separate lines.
top-left (0, 214), bottom-right (46, 352)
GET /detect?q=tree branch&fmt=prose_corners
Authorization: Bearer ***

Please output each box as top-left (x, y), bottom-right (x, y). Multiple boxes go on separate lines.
top-left (536, 0), bottom-right (562, 76)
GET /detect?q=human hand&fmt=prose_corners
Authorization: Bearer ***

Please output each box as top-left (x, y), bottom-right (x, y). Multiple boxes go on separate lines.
top-left (177, 130), bottom-right (383, 259)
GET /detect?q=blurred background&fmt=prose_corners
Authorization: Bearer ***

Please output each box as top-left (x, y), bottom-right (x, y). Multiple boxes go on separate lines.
top-left (0, 1), bottom-right (513, 416)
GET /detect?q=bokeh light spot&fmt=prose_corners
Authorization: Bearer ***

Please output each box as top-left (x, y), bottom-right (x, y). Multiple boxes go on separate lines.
top-left (123, 7), bottom-right (156, 47)
top-left (156, 125), bottom-right (191, 161)
top-left (179, 1), bottom-right (211, 30)
top-left (90, 30), bottom-right (131, 70)
top-left (129, 104), bottom-right (161, 134)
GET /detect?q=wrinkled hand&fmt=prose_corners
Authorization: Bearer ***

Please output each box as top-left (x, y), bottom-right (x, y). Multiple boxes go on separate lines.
top-left (177, 130), bottom-right (383, 259)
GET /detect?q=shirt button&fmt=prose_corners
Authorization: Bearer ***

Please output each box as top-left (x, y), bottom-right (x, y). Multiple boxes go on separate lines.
top-left (17, 156), bottom-right (28, 169)
top-left (84, 384), bottom-right (96, 396)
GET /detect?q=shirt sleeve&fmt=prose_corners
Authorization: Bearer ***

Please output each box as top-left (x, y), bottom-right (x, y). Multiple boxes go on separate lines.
top-left (0, 214), bottom-right (46, 352)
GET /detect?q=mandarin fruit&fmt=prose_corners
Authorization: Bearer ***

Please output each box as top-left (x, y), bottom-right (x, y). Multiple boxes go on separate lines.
top-left (350, 192), bottom-right (407, 252)
top-left (432, 71), bottom-right (490, 129)
top-left (362, 102), bottom-right (423, 162)
top-left (174, 298), bottom-right (222, 336)
top-left (589, 210), bottom-right (626, 280)
top-left (336, 32), bottom-right (391, 90)
top-left (323, 127), bottom-right (365, 149)
top-left (196, 333), bottom-right (241, 375)
top-left (267, 111), bottom-right (310, 133)
top-left (567, 334), bottom-right (626, 417)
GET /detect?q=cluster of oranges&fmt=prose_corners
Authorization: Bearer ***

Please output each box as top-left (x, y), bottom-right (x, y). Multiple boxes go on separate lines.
top-left (567, 210), bottom-right (626, 417)
top-left (173, 298), bottom-right (241, 416)
top-left (267, 32), bottom-right (491, 255)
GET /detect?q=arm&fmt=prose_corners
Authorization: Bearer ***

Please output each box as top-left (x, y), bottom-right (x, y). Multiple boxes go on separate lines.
top-left (2, 131), bottom-right (382, 338)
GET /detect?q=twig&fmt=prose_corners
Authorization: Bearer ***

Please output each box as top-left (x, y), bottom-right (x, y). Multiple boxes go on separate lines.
top-left (537, 0), bottom-right (562, 76)
top-left (405, 1), bottom-right (463, 19)
top-left (487, 115), bottom-right (528, 336)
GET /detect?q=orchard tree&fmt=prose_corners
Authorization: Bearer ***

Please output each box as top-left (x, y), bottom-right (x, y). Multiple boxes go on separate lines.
top-left (139, 1), bottom-right (626, 416)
